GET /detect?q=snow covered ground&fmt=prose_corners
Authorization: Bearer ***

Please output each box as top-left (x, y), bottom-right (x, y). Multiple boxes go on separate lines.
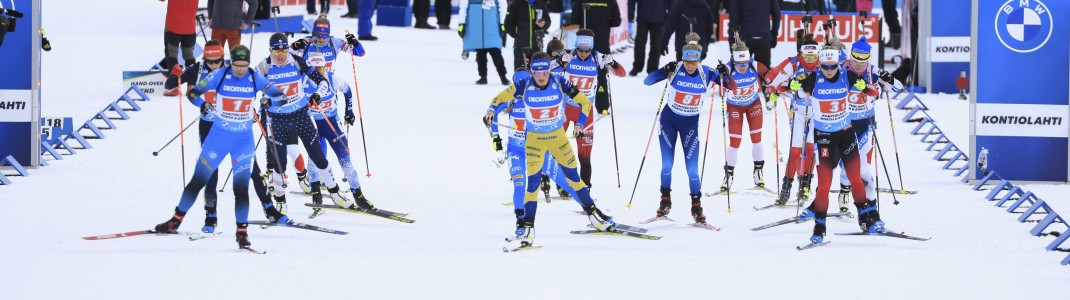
top-left (2, 1), bottom-right (1068, 299)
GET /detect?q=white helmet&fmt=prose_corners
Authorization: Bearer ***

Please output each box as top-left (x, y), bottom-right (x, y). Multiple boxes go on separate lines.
top-left (308, 52), bottom-right (327, 68)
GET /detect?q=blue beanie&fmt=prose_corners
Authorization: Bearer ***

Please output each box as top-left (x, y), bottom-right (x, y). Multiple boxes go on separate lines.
top-left (851, 36), bottom-right (871, 60)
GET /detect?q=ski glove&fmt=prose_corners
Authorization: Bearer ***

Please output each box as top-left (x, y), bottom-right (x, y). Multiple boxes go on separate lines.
top-left (853, 79), bottom-right (867, 91)
top-left (715, 62), bottom-right (730, 76)
top-left (789, 79), bottom-right (802, 91)
top-left (260, 96), bottom-right (272, 108)
top-left (201, 102), bottom-right (214, 115)
top-left (345, 111), bottom-right (355, 126)
top-left (483, 110), bottom-right (495, 127)
top-left (309, 93), bottom-right (322, 106)
top-left (879, 70), bottom-right (893, 83)
top-left (345, 33), bottom-right (359, 46)
top-left (492, 135), bottom-right (503, 152)
top-left (661, 61), bottom-right (678, 72)
top-left (170, 64), bottom-right (183, 77)
top-left (765, 92), bottom-right (778, 110)
top-left (291, 38), bottom-right (308, 51)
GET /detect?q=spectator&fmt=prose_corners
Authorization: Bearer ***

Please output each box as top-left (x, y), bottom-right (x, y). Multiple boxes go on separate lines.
top-left (163, 0), bottom-right (198, 77)
top-left (571, 0), bottom-right (621, 113)
top-left (661, 0), bottom-right (714, 62)
top-left (628, 0), bottom-right (671, 76)
top-left (413, 0), bottom-right (436, 29)
top-left (461, 0), bottom-right (509, 85)
top-left (728, 0), bottom-right (779, 68)
top-left (504, 0), bottom-right (551, 69)
top-left (345, 0), bottom-right (378, 40)
top-left (709, 0), bottom-right (729, 41)
top-left (207, 0), bottom-right (258, 50)
top-left (778, 0), bottom-right (826, 13)
top-left (880, 0), bottom-right (902, 49)
top-left (308, 0), bottom-right (329, 15)
top-left (436, 0), bottom-right (453, 29)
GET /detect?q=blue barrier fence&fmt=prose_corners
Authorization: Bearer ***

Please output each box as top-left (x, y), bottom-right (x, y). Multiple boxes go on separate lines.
top-left (892, 90), bottom-right (1070, 266)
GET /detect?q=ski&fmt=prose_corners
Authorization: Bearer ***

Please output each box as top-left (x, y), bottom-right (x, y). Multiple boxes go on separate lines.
top-left (750, 212), bottom-right (854, 231)
top-left (82, 230), bottom-right (215, 240)
top-left (796, 241), bottom-right (831, 250)
top-left (834, 231), bottom-right (931, 241)
top-left (188, 231), bottom-right (224, 241)
top-left (747, 185), bottom-right (776, 194)
top-left (308, 208), bottom-right (327, 219)
top-left (703, 190), bottom-right (736, 197)
top-left (639, 216), bottom-right (677, 224)
top-left (689, 222), bottom-right (721, 231)
top-left (586, 223), bottom-right (648, 233)
top-left (248, 220), bottom-right (349, 235)
top-left (239, 247), bottom-right (267, 254)
top-left (830, 188), bottom-right (918, 195)
top-left (570, 229), bottom-right (662, 240)
top-left (503, 244), bottom-right (542, 252)
top-left (304, 203), bottom-right (415, 223)
top-left (753, 201), bottom-right (801, 211)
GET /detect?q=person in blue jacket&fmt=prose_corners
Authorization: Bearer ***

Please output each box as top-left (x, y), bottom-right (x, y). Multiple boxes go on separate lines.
top-left (154, 45), bottom-right (286, 250)
top-left (461, 0), bottom-right (510, 85)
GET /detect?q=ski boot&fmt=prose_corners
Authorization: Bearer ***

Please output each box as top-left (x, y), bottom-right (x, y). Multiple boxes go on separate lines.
top-left (837, 184), bottom-right (851, 213)
top-left (753, 161), bottom-right (765, 188)
top-left (797, 202), bottom-right (816, 222)
top-left (273, 195), bottom-right (288, 215)
top-left (557, 186), bottom-right (569, 198)
top-left (656, 187), bottom-right (672, 217)
top-left (512, 218), bottom-right (535, 246)
top-left (690, 195), bottom-right (706, 224)
top-left (154, 208), bottom-right (186, 233)
top-left (539, 175), bottom-right (551, 201)
top-left (263, 204), bottom-right (291, 224)
top-left (810, 212), bottom-right (827, 243)
top-left (775, 177), bottom-right (793, 206)
top-left (202, 207), bottom-right (218, 233)
top-left (352, 188), bottom-right (376, 210)
top-left (796, 174), bottom-right (812, 202)
top-left (297, 170), bottom-right (311, 194)
top-left (236, 223), bottom-right (251, 249)
top-left (855, 200), bottom-right (885, 233)
top-left (326, 184), bottom-right (355, 209)
top-left (583, 204), bottom-right (616, 231)
top-left (720, 165), bottom-right (735, 193)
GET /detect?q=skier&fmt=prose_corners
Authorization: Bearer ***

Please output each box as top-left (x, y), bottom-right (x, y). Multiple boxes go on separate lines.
top-left (834, 36), bottom-right (903, 212)
top-left (305, 52), bottom-right (376, 212)
top-left (484, 69), bottom-right (583, 247)
top-left (642, 36), bottom-right (734, 225)
top-left (764, 31), bottom-right (819, 205)
top-left (154, 45), bottom-right (285, 249)
top-left (560, 29), bottom-right (626, 191)
top-left (510, 52), bottom-right (616, 246)
top-left (256, 32), bottom-right (345, 214)
top-left (789, 45), bottom-right (883, 244)
top-left (719, 32), bottom-right (770, 194)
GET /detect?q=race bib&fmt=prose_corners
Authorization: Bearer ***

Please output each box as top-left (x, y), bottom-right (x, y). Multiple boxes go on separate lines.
top-left (569, 75), bottom-right (596, 98)
top-left (670, 91), bottom-right (702, 115)
top-left (528, 106), bottom-right (562, 126)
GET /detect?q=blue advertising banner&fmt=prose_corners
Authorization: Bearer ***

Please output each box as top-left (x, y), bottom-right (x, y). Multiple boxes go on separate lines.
top-left (972, 0), bottom-right (1070, 182)
top-left (927, 0), bottom-right (971, 94)
top-left (0, 0), bottom-right (40, 167)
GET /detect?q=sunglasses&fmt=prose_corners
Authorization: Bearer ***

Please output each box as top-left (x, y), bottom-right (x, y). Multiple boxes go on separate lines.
top-left (314, 33), bottom-right (330, 39)
top-left (733, 62), bottom-right (748, 67)
top-left (532, 70), bottom-right (550, 76)
top-left (682, 61), bottom-right (699, 66)
top-left (576, 48), bottom-right (591, 53)
top-left (232, 63), bottom-right (250, 68)
top-left (271, 49), bottom-right (288, 55)
top-left (205, 58), bottom-right (223, 65)
top-left (820, 64), bottom-right (840, 71)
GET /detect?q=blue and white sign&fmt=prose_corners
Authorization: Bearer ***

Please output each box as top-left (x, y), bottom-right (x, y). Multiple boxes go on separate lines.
top-left (971, 0), bottom-right (1070, 182)
top-left (0, 0), bottom-right (41, 168)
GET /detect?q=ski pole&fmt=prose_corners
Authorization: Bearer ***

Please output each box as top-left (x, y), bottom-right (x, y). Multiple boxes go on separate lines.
top-left (698, 79), bottom-right (715, 188)
top-left (345, 29), bottom-right (372, 178)
top-left (626, 64), bottom-right (679, 209)
top-left (884, 87), bottom-right (906, 193)
top-left (718, 61), bottom-right (731, 214)
top-left (873, 132), bottom-right (900, 205)
top-left (270, 6), bottom-right (281, 33)
top-left (195, 14), bottom-right (209, 43)
top-left (177, 74), bottom-right (188, 183)
top-left (254, 108), bottom-right (288, 189)
top-left (605, 73), bottom-right (622, 188)
top-left (152, 118), bottom-right (197, 156)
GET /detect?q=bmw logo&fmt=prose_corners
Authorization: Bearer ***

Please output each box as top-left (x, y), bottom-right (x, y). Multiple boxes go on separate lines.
top-left (994, 0), bottom-right (1053, 53)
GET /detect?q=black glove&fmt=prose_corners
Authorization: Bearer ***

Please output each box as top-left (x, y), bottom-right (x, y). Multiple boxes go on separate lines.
top-left (879, 70), bottom-right (893, 83)
top-left (345, 110), bottom-right (355, 126)
top-left (200, 102), bottom-right (214, 115)
top-left (345, 33), bottom-right (359, 46)
top-left (309, 93), bottom-right (322, 106)
top-left (716, 62), bottom-right (730, 75)
top-left (291, 38), bottom-right (308, 51)
top-left (492, 135), bottom-right (503, 152)
top-left (661, 61), bottom-right (678, 72)
top-left (260, 96), bottom-right (272, 108)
